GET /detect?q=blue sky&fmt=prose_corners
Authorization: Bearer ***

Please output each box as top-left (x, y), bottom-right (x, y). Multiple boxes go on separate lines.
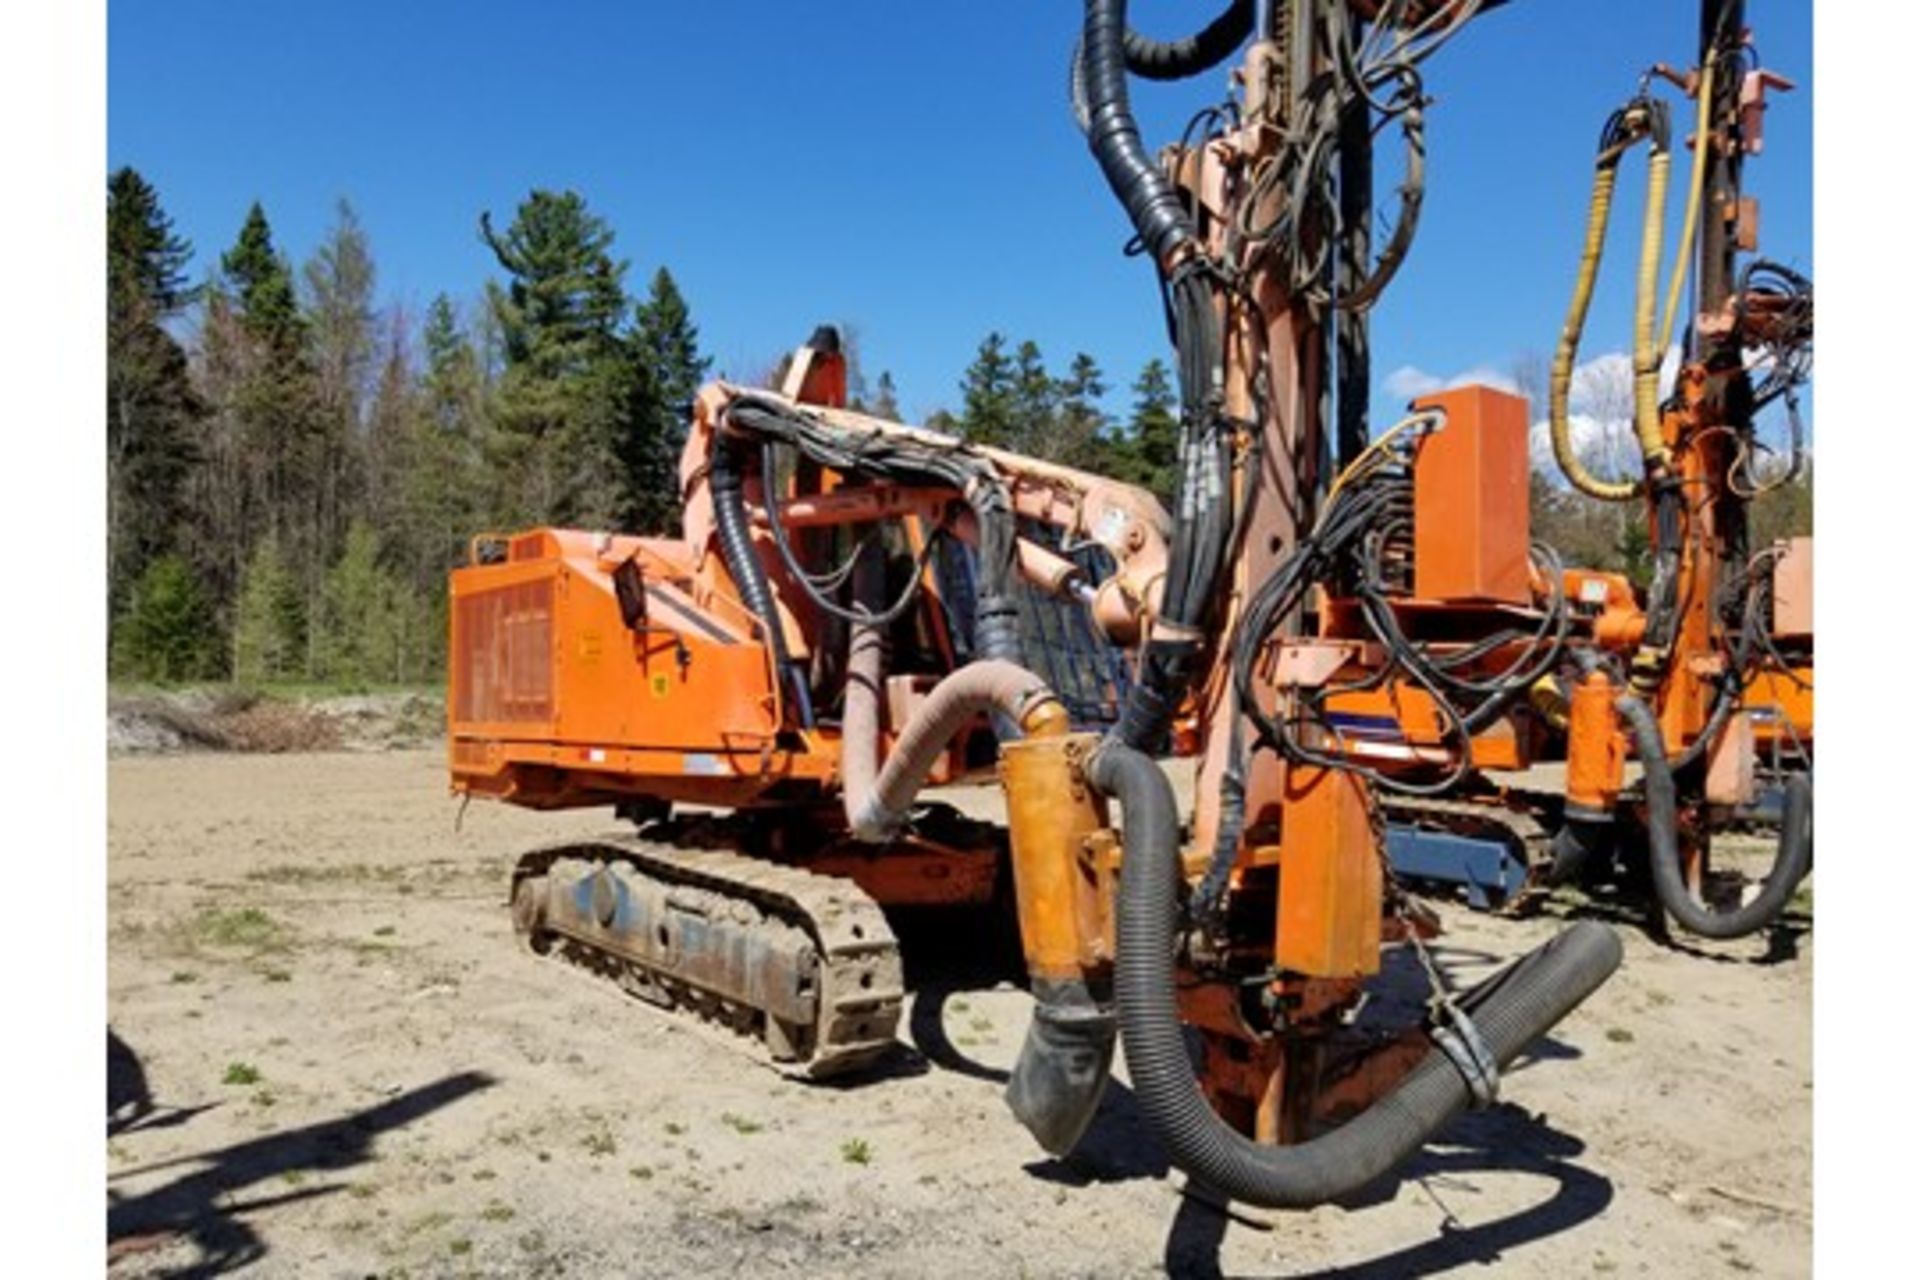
top-left (108, 1), bottom-right (1810, 429)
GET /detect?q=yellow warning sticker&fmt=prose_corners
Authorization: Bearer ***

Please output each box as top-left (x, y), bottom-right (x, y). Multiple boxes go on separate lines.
top-left (650, 673), bottom-right (671, 699)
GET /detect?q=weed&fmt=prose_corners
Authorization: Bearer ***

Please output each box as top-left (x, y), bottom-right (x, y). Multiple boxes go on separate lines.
top-left (223, 1062), bottom-right (262, 1086)
top-left (374, 925), bottom-right (396, 937)
top-left (663, 1121), bottom-right (685, 1137)
top-left (517, 1230), bottom-right (548, 1254)
top-left (481, 1202), bottom-right (515, 1223)
top-left (193, 907), bottom-right (286, 951)
top-left (1606, 1027), bottom-right (1635, 1045)
top-left (262, 968), bottom-right (292, 983)
top-left (404, 1210), bottom-right (453, 1237)
top-left (628, 1165), bottom-right (653, 1181)
top-left (969, 1016), bottom-right (994, 1034)
top-left (949, 998), bottom-right (970, 1013)
top-left (1646, 989), bottom-right (1674, 1009)
top-left (840, 1137), bottom-right (873, 1165)
top-left (583, 1129), bottom-right (617, 1157)
top-left (169, 970), bottom-right (198, 985)
top-left (350, 1183), bottom-right (379, 1200)
top-left (719, 1112), bottom-right (764, 1135)
top-left (253, 1089), bottom-right (277, 1108)
top-left (471, 1168), bottom-right (497, 1183)
top-left (282, 1170), bottom-right (307, 1187)
top-left (449, 1238), bottom-right (472, 1257)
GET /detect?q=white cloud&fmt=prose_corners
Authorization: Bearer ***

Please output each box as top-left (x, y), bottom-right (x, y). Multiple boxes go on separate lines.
top-left (1380, 362), bottom-right (1520, 405)
top-left (1382, 364), bottom-right (1443, 401)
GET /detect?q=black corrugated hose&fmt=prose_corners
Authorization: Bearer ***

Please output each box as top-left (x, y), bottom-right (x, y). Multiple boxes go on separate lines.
top-left (709, 437), bottom-right (815, 728)
top-left (1089, 739), bottom-right (1623, 1208)
top-left (1616, 693), bottom-right (1813, 940)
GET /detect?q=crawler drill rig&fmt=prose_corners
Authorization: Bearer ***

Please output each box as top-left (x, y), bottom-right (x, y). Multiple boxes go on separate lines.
top-left (1365, 0), bottom-right (1814, 938)
top-left (451, 1), bottom-right (1622, 1208)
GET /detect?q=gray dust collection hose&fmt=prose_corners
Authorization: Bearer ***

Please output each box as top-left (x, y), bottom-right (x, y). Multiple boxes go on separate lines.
top-left (1089, 740), bottom-right (1622, 1208)
top-left (1616, 694), bottom-right (1813, 940)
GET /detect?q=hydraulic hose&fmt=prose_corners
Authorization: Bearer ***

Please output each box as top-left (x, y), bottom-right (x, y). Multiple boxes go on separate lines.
top-left (847, 659), bottom-right (1066, 841)
top-left (1121, 0), bottom-right (1253, 81)
top-left (1069, 0), bottom-right (1255, 133)
top-left (1657, 54), bottom-right (1716, 356)
top-left (1550, 99), bottom-right (1672, 501)
top-left (1090, 741), bottom-right (1622, 1209)
top-left (709, 437), bottom-right (815, 728)
top-left (1616, 693), bottom-right (1813, 940)
top-left (1081, 0), bottom-right (1200, 268)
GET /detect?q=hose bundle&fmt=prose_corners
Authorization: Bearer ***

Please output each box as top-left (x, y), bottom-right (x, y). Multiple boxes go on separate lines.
top-left (720, 392), bottom-right (1025, 665)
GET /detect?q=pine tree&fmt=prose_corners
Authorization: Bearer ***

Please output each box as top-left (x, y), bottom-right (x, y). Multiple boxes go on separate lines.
top-left (481, 189), bottom-right (632, 525)
top-left (112, 556), bottom-right (219, 684)
top-left (107, 168), bottom-right (201, 623)
top-left (959, 332), bottom-right (1016, 447)
top-left (303, 200), bottom-right (379, 565)
top-left (1053, 352), bottom-right (1109, 468)
top-left (625, 267), bottom-right (709, 533)
top-left (231, 536), bottom-right (307, 685)
top-left (316, 521), bottom-right (406, 688)
top-left (871, 371), bottom-right (902, 421)
top-left (223, 202), bottom-right (305, 357)
top-left (1125, 358), bottom-right (1180, 506)
top-left (1009, 339), bottom-right (1057, 457)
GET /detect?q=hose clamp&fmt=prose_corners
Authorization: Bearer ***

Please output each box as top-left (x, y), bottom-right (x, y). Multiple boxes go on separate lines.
top-left (1429, 1000), bottom-right (1501, 1110)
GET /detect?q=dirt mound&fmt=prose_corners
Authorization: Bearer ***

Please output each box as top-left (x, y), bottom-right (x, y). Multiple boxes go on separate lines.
top-left (107, 689), bottom-right (442, 755)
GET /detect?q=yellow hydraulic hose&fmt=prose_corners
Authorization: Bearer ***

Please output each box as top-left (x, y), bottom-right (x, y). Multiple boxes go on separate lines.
top-left (1656, 56), bottom-right (1716, 356)
top-left (1548, 98), bottom-right (1673, 501)
top-left (1632, 140), bottom-right (1672, 474)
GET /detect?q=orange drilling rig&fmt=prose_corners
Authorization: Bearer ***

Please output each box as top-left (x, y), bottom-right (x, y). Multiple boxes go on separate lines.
top-left (1363, 0), bottom-right (1813, 939)
top-left (450, 0), bottom-right (1628, 1207)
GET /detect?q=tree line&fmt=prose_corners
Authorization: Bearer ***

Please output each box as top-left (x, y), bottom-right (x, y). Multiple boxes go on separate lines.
top-left (107, 169), bottom-right (1808, 687)
top-left (104, 172), bottom-right (1187, 689)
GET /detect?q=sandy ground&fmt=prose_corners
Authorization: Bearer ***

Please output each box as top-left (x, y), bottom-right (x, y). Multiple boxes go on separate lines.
top-left (107, 749), bottom-right (1810, 1278)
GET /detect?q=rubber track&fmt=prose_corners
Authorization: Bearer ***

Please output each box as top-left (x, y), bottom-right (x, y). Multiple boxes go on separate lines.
top-left (511, 836), bottom-right (904, 1079)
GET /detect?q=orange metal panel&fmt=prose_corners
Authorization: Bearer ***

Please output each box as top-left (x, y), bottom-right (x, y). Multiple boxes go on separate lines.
top-left (1771, 536), bottom-right (1813, 639)
top-left (1275, 767), bottom-right (1382, 979)
top-left (1410, 385), bottom-right (1532, 605)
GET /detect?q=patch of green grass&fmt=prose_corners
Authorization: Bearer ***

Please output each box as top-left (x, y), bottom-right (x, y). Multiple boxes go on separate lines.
top-left (1605, 1027), bottom-right (1635, 1045)
top-left (373, 925), bottom-right (397, 937)
top-left (471, 1168), bottom-right (496, 1183)
top-left (481, 1202), bottom-right (515, 1223)
top-left (350, 1183), bottom-right (379, 1200)
top-left (663, 1121), bottom-right (685, 1137)
top-left (281, 1170), bottom-right (306, 1187)
top-left (968, 1016), bottom-right (994, 1033)
top-left (628, 1165), bottom-right (653, 1181)
top-left (403, 1210), bottom-right (453, 1238)
top-left (222, 1061), bottom-right (262, 1086)
top-left (261, 968), bottom-right (293, 984)
top-left (949, 998), bottom-right (970, 1013)
top-left (253, 1089), bottom-right (277, 1108)
top-left (448, 1238), bottom-right (472, 1257)
top-left (517, 1230), bottom-right (548, 1254)
top-left (193, 907), bottom-right (285, 951)
top-left (583, 1129), bottom-right (617, 1157)
top-left (840, 1137), bottom-right (873, 1166)
top-left (1645, 989), bottom-right (1673, 1008)
top-left (169, 970), bottom-right (198, 985)
top-left (719, 1112), bottom-right (763, 1135)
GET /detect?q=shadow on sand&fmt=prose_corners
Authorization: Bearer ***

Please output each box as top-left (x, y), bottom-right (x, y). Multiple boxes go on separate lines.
top-left (106, 1038), bottom-right (494, 1279)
